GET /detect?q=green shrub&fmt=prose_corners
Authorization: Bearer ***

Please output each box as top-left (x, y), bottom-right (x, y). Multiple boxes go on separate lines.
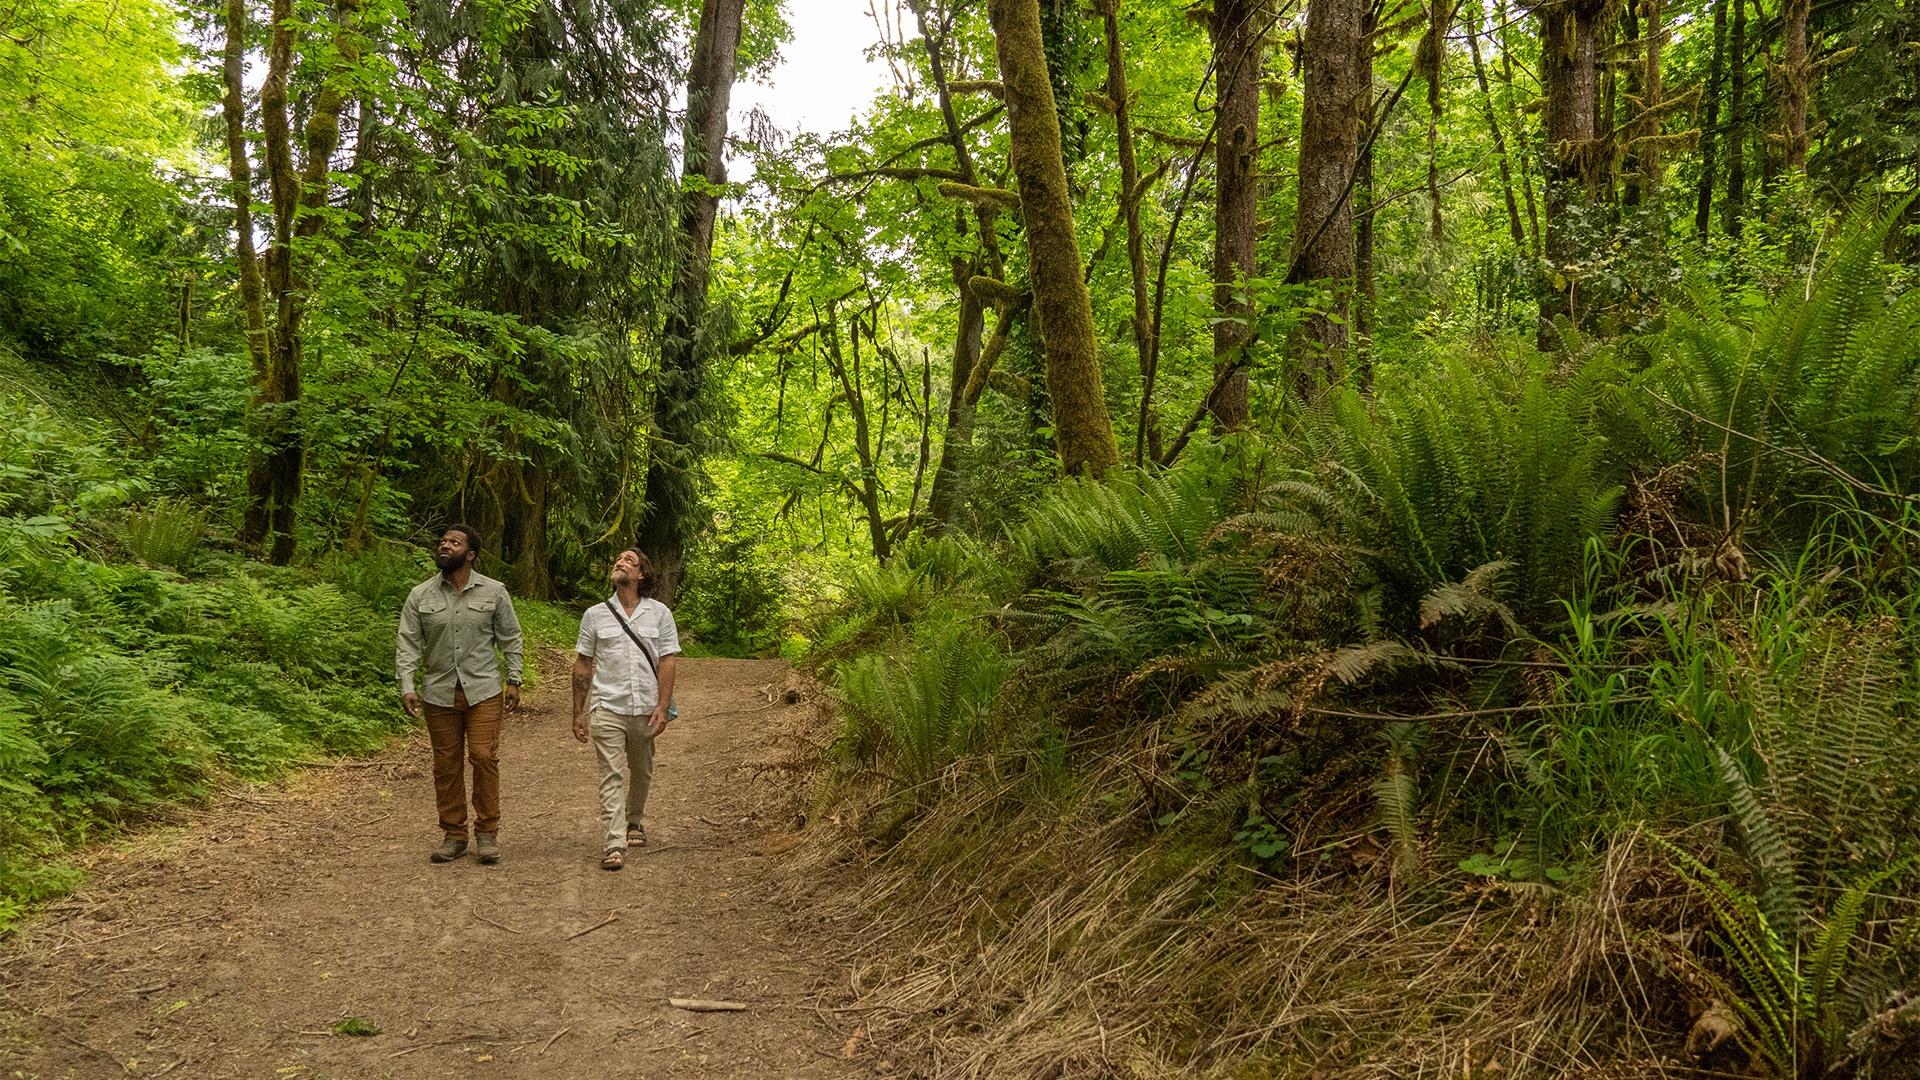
top-left (1011, 463), bottom-right (1238, 585)
top-left (835, 617), bottom-right (1009, 784)
top-left (118, 498), bottom-right (206, 569)
top-left (1290, 345), bottom-right (1624, 622)
top-left (321, 541), bottom-right (431, 612)
top-left (678, 525), bottom-right (788, 655)
top-left (1617, 204), bottom-right (1920, 552)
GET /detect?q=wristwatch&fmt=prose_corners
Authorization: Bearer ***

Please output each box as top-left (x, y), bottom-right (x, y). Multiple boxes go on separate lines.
top-left (506, 679), bottom-right (521, 687)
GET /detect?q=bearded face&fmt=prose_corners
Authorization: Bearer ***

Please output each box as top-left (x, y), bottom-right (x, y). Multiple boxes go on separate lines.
top-left (610, 550), bottom-right (643, 589)
top-left (435, 531), bottom-right (475, 575)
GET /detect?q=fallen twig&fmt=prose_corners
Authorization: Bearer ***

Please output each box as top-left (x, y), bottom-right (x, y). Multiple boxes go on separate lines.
top-left (540, 1025), bottom-right (571, 1055)
top-left (1302, 695), bottom-right (1656, 723)
top-left (469, 911), bottom-right (522, 935)
top-left (49, 912), bottom-right (223, 954)
top-left (567, 913), bottom-right (620, 941)
top-left (635, 1027), bottom-right (707, 1052)
top-left (58, 1030), bottom-right (121, 1066)
top-left (387, 1032), bottom-right (507, 1059)
top-left (669, 997), bottom-right (748, 1012)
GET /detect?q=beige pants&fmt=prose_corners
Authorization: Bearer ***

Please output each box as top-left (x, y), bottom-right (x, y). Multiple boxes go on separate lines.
top-left (589, 708), bottom-right (655, 854)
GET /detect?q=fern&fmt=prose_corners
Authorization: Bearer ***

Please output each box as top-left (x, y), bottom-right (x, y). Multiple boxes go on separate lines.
top-left (834, 618), bottom-right (1008, 785)
top-left (1287, 346), bottom-right (1622, 624)
top-left (1012, 466), bottom-right (1232, 580)
top-left (1374, 722), bottom-right (1426, 878)
top-left (117, 499), bottom-right (206, 570)
top-left (1665, 837), bottom-right (1920, 1077)
top-left (1627, 203), bottom-right (1920, 544)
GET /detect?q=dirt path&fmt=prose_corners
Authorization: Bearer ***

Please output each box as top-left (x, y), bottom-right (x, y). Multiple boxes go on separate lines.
top-left (0, 657), bottom-right (877, 1079)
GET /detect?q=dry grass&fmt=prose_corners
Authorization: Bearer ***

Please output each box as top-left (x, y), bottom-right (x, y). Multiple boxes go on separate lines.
top-left (767, 696), bottom-right (1714, 1079)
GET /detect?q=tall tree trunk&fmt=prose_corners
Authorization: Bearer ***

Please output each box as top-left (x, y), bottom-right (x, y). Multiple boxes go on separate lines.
top-left (501, 449), bottom-right (553, 597)
top-left (1639, 0), bottom-right (1666, 197)
top-left (1535, 0), bottom-right (1610, 345)
top-left (637, 0), bottom-right (746, 602)
top-left (917, 0), bottom-right (1006, 528)
top-left (219, 0), bottom-right (271, 384)
top-left (1354, 96), bottom-right (1376, 381)
top-left (902, 347), bottom-right (933, 534)
top-left (1497, 0), bottom-right (1543, 256)
top-left (1727, 0), bottom-right (1747, 235)
top-left (1210, 0), bottom-right (1263, 428)
top-left (240, 0), bottom-right (297, 551)
top-left (1621, 0), bottom-right (1668, 207)
top-left (1621, 2), bottom-right (1642, 207)
top-left (1288, 0), bottom-right (1369, 395)
top-left (1695, 0), bottom-right (1728, 239)
top-left (926, 268), bottom-right (987, 527)
top-left (1353, 0), bottom-right (1379, 374)
top-left (1468, 2), bottom-right (1526, 247)
top-left (985, 0), bottom-right (1119, 476)
top-left (1100, 0), bottom-right (1158, 464)
top-left (824, 306), bottom-right (891, 562)
top-left (241, 0), bottom-right (360, 564)
top-left (1779, 0), bottom-right (1810, 172)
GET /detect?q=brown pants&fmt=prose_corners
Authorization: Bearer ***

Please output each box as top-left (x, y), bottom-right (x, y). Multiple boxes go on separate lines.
top-left (423, 687), bottom-right (501, 838)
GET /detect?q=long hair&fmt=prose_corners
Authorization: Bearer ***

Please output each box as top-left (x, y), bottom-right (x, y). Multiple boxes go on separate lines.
top-left (622, 548), bottom-right (660, 598)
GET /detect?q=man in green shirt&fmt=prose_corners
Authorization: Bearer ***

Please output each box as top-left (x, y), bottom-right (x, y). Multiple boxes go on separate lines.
top-left (396, 525), bottom-right (524, 865)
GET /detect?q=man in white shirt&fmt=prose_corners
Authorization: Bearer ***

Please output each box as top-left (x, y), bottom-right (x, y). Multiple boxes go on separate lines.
top-left (571, 547), bottom-right (681, 871)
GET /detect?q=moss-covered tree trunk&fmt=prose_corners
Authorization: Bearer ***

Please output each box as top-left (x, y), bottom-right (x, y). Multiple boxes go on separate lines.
top-left (239, 0), bottom-right (361, 564)
top-left (916, 0), bottom-right (1007, 529)
top-left (1727, 0), bottom-right (1748, 235)
top-left (637, 0), bottom-right (746, 602)
top-left (1694, 0), bottom-right (1728, 238)
top-left (1100, 0), bottom-right (1159, 464)
top-left (985, 0), bottom-right (1119, 477)
top-left (1779, 0), bottom-right (1810, 172)
top-left (1535, 0), bottom-right (1610, 346)
top-left (1467, 3), bottom-right (1526, 248)
top-left (1288, 0), bottom-right (1368, 395)
top-left (1496, 0), bottom-right (1542, 255)
top-left (1354, 81), bottom-right (1376, 377)
top-left (926, 270), bottom-right (987, 528)
top-left (239, 0), bottom-right (296, 553)
top-left (824, 304), bottom-right (891, 562)
top-left (1638, 0), bottom-right (1666, 197)
top-left (1421, 0), bottom-right (1453, 243)
top-left (218, 0), bottom-right (270, 387)
top-left (1209, 0), bottom-right (1262, 428)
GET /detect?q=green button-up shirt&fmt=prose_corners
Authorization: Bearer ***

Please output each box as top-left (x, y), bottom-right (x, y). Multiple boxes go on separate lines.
top-left (396, 571), bottom-right (524, 708)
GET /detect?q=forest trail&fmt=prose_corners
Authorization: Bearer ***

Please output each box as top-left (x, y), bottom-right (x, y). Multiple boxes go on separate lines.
top-left (0, 657), bottom-right (876, 1080)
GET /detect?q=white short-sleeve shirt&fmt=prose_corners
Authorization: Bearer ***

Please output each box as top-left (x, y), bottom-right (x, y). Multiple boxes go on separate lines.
top-left (576, 596), bottom-right (681, 715)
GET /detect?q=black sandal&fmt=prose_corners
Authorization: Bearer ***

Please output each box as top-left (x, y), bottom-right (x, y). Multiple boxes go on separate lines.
top-left (601, 849), bottom-right (625, 871)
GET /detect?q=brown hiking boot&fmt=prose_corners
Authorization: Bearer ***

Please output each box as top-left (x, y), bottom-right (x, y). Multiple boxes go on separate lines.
top-left (474, 833), bottom-right (500, 865)
top-left (430, 836), bottom-right (468, 863)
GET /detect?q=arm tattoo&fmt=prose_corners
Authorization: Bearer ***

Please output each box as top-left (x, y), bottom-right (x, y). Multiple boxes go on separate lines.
top-left (571, 659), bottom-right (592, 719)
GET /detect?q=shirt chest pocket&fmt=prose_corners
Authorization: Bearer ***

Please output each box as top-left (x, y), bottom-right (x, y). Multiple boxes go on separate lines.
top-left (598, 621), bottom-right (659, 654)
top-left (467, 597), bottom-right (498, 619)
top-left (418, 596), bottom-right (450, 626)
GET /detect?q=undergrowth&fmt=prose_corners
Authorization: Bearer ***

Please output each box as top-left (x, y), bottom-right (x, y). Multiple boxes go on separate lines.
top-left (795, 213), bottom-right (1920, 1077)
top-left (0, 393), bottom-right (567, 933)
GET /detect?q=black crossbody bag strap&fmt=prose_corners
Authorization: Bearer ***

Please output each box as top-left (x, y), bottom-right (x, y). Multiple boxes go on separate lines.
top-left (603, 600), bottom-right (661, 679)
